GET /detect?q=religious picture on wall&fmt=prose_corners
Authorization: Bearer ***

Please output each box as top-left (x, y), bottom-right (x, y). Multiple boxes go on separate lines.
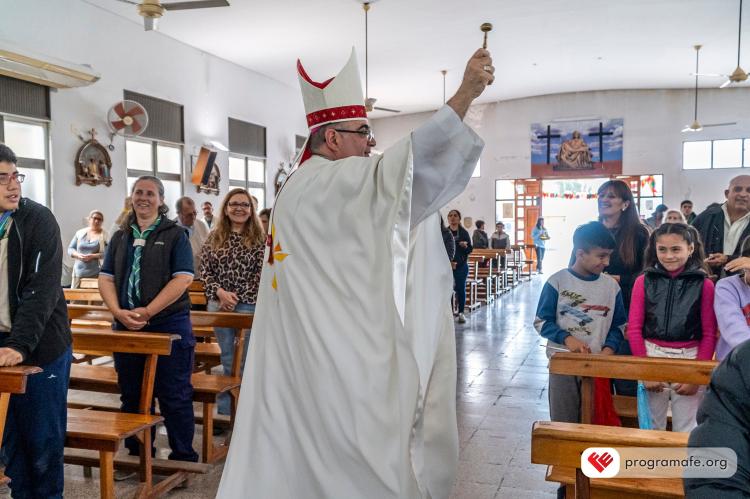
top-left (74, 129), bottom-right (113, 187)
top-left (530, 118), bottom-right (623, 178)
top-left (191, 147), bottom-right (221, 195)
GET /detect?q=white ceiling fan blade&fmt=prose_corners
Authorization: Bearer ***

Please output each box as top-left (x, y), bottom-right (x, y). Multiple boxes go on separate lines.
top-left (720, 79), bottom-right (732, 88)
top-left (373, 106), bottom-right (401, 113)
top-left (703, 122), bottom-right (738, 127)
top-left (162, 0), bottom-right (230, 10)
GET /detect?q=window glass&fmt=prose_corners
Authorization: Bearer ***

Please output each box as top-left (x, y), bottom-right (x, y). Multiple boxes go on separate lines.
top-left (248, 159), bottom-right (265, 183)
top-left (156, 144), bottom-right (182, 174)
top-left (161, 180), bottom-right (182, 217)
top-left (17, 167), bottom-right (46, 205)
top-left (4, 121), bottom-right (45, 159)
top-left (744, 139), bottom-right (750, 167)
top-left (248, 187), bottom-right (265, 210)
top-left (229, 157), bottom-right (246, 181)
top-left (682, 141), bottom-right (711, 170)
top-left (126, 140), bottom-right (153, 171)
top-left (713, 139), bottom-right (742, 169)
top-left (495, 180), bottom-right (514, 200)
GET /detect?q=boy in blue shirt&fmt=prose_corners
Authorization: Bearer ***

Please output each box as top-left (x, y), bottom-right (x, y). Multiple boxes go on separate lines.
top-left (534, 222), bottom-right (627, 423)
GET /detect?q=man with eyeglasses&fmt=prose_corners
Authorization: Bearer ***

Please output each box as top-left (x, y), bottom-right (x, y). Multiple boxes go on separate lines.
top-left (694, 175), bottom-right (750, 277)
top-left (0, 143), bottom-right (72, 498)
top-left (220, 47), bottom-right (493, 499)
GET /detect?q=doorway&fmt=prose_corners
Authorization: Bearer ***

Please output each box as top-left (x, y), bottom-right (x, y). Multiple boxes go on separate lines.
top-left (541, 178), bottom-right (606, 274)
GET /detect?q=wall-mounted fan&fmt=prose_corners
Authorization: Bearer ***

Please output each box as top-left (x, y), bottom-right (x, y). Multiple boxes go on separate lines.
top-left (682, 45), bottom-right (737, 132)
top-left (115, 0), bottom-right (230, 31)
top-left (358, 1), bottom-right (400, 113)
top-left (108, 100), bottom-right (149, 138)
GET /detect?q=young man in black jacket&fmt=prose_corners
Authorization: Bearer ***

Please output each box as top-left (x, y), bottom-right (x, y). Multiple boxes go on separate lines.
top-left (0, 144), bottom-right (72, 498)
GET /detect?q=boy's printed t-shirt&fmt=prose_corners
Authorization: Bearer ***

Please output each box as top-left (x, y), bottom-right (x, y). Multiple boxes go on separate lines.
top-left (534, 268), bottom-right (627, 358)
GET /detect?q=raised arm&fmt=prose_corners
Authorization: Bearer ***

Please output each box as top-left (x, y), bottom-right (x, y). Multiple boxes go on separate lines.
top-left (409, 49), bottom-right (494, 227)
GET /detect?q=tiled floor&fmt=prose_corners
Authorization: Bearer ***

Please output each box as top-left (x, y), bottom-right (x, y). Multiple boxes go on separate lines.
top-left (14, 276), bottom-right (554, 498)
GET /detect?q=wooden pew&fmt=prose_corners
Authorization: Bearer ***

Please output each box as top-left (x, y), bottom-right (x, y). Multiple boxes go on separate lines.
top-left (471, 248), bottom-right (509, 295)
top-left (0, 365), bottom-right (43, 486)
top-left (65, 329), bottom-right (191, 498)
top-left (66, 305), bottom-right (252, 463)
top-left (531, 421), bottom-right (687, 499)
top-left (464, 259), bottom-right (481, 311)
top-left (549, 353), bottom-right (717, 426)
top-left (64, 288), bottom-right (207, 308)
top-left (543, 354), bottom-right (718, 498)
top-left (468, 254), bottom-right (494, 304)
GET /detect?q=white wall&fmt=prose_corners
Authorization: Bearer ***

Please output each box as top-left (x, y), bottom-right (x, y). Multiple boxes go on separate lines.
top-left (372, 88), bottom-right (750, 226)
top-left (2, 0), bottom-right (306, 253)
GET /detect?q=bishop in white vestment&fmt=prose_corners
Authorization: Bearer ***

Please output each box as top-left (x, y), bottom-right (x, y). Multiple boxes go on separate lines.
top-left (219, 47), bottom-right (495, 499)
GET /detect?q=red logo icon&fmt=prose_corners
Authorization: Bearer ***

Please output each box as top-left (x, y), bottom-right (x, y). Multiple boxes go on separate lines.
top-left (587, 451), bottom-right (614, 472)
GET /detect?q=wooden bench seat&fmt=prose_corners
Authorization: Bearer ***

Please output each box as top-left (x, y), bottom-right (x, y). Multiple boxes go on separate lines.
top-left (531, 421), bottom-right (689, 499)
top-left (69, 363), bottom-right (241, 463)
top-left (546, 465), bottom-right (683, 498)
top-left (66, 408), bottom-right (163, 451)
top-left (67, 329), bottom-right (189, 498)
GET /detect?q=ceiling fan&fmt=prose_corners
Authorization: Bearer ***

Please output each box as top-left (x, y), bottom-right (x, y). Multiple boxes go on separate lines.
top-left (114, 0), bottom-right (230, 31)
top-left (359, 1), bottom-right (400, 114)
top-left (682, 45), bottom-right (737, 132)
top-left (693, 0), bottom-right (747, 88)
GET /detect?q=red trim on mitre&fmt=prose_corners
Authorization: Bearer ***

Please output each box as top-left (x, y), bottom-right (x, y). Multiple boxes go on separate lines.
top-left (306, 105), bottom-right (367, 128)
top-left (297, 59), bottom-right (334, 89)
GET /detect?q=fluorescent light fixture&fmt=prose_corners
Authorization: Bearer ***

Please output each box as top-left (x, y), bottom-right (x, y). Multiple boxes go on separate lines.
top-left (207, 140), bottom-right (229, 152)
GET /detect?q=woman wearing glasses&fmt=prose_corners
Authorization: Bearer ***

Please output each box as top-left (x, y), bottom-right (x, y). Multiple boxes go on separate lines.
top-left (200, 188), bottom-right (265, 415)
top-left (68, 210), bottom-right (108, 288)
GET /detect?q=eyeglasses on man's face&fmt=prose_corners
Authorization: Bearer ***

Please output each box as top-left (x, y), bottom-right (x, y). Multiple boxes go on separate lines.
top-left (333, 126), bottom-right (375, 142)
top-left (228, 202), bottom-right (251, 209)
top-left (0, 172), bottom-right (25, 185)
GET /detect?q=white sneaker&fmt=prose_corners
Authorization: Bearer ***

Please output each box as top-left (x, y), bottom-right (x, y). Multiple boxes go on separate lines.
top-left (458, 313), bottom-right (466, 323)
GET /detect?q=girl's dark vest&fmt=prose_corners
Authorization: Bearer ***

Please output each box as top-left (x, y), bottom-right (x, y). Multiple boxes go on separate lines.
top-left (643, 266), bottom-right (705, 342)
top-left (110, 219), bottom-right (191, 321)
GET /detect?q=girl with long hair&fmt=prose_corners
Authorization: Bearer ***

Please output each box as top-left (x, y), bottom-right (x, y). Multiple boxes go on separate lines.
top-left (200, 188), bottom-right (265, 415)
top-left (68, 209), bottom-right (108, 288)
top-left (531, 217), bottom-right (549, 273)
top-left (627, 223), bottom-right (717, 431)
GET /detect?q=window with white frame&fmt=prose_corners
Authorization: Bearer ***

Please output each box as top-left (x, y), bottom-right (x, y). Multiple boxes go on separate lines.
top-left (683, 138), bottom-right (749, 170)
top-left (126, 139), bottom-right (183, 214)
top-left (229, 155), bottom-right (266, 209)
top-left (228, 118), bottom-right (267, 209)
top-left (0, 116), bottom-right (49, 205)
top-left (0, 75), bottom-right (51, 206)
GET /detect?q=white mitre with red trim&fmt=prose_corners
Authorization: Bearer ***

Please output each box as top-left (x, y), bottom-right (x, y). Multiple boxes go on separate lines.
top-left (295, 48), bottom-right (367, 165)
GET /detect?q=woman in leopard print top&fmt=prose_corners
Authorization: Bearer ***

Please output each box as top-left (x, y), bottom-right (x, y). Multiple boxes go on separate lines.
top-left (200, 188), bottom-right (265, 415)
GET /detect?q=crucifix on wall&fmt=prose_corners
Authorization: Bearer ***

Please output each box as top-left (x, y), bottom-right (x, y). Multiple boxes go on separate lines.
top-left (535, 125), bottom-right (561, 164)
top-left (587, 122), bottom-right (614, 163)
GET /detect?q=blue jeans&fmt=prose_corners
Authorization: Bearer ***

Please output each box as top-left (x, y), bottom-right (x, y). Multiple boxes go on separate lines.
top-left (2, 346), bottom-right (72, 499)
top-left (453, 263), bottom-right (469, 314)
top-left (207, 301), bottom-right (254, 415)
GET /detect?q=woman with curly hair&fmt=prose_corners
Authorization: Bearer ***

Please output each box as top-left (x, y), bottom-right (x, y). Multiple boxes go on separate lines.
top-left (200, 188), bottom-right (265, 415)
